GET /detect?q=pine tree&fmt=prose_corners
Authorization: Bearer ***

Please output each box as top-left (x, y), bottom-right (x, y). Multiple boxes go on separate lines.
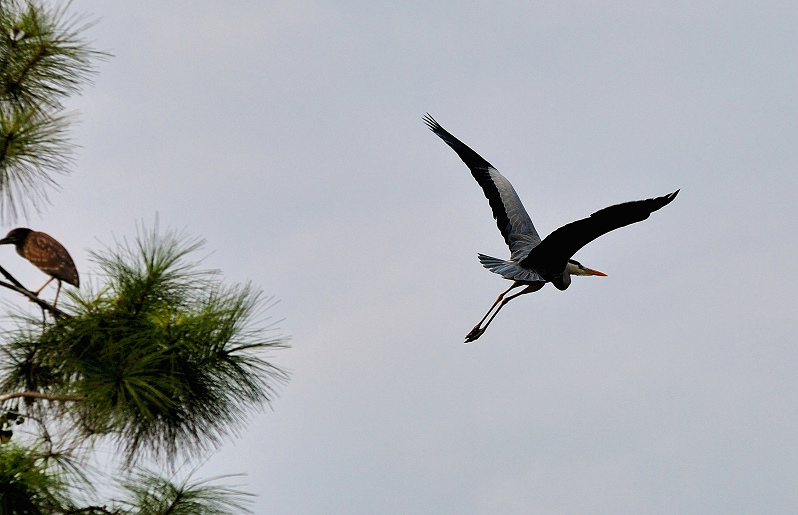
top-left (0, 2), bottom-right (288, 513)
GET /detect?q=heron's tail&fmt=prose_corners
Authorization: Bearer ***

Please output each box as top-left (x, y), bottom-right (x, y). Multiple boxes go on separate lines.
top-left (477, 254), bottom-right (545, 283)
top-left (477, 254), bottom-right (511, 276)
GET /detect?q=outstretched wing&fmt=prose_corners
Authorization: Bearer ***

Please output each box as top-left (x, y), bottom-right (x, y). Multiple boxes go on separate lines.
top-left (522, 190), bottom-right (679, 271)
top-left (424, 114), bottom-right (541, 260)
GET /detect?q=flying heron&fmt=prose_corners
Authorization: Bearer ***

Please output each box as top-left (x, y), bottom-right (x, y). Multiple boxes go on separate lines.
top-left (424, 114), bottom-right (678, 342)
top-left (0, 228), bottom-right (79, 307)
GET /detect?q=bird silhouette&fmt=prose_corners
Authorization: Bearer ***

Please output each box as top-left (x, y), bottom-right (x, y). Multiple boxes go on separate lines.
top-left (424, 114), bottom-right (678, 342)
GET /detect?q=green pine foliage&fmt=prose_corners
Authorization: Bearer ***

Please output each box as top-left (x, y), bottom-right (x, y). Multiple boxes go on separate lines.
top-left (0, 447), bottom-right (255, 515)
top-left (117, 471), bottom-right (254, 515)
top-left (0, 0), bottom-right (104, 221)
top-left (0, 1), bottom-right (288, 511)
top-left (0, 444), bottom-right (73, 515)
top-left (1, 225), bottom-right (289, 465)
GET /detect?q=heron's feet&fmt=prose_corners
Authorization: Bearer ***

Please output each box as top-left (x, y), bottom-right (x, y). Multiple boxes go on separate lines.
top-left (464, 326), bottom-right (485, 343)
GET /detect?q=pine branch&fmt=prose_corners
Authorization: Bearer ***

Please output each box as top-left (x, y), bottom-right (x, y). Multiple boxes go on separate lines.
top-left (0, 0), bottom-right (107, 222)
top-left (0, 390), bottom-right (85, 403)
top-left (0, 224), bottom-right (289, 466)
top-left (0, 264), bottom-right (69, 317)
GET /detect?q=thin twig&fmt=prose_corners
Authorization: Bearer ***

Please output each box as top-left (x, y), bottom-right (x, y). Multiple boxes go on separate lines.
top-left (0, 391), bottom-right (85, 403)
top-left (0, 275), bottom-right (69, 318)
top-left (0, 263), bottom-right (25, 288)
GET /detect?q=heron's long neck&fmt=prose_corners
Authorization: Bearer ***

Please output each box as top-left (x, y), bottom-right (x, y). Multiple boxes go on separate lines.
top-left (552, 269), bottom-right (572, 291)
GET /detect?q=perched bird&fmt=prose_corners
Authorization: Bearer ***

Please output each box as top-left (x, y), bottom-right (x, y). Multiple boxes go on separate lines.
top-left (424, 114), bottom-right (678, 342)
top-left (0, 228), bottom-right (79, 307)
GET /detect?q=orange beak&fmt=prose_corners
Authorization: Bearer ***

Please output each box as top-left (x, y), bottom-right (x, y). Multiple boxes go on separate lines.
top-left (585, 267), bottom-right (607, 276)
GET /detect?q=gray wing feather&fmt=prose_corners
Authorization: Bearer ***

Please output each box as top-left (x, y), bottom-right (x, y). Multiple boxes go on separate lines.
top-left (423, 114), bottom-right (541, 260)
top-left (478, 253), bottom-right (545, 282)
top-left (488, 168), bottom-right (541, 260)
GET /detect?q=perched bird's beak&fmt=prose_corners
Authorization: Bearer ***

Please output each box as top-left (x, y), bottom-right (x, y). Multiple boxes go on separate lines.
top-left (585, 267), bottom-right (607, 276)
top-left (0, 237), bottom-right (10, 245)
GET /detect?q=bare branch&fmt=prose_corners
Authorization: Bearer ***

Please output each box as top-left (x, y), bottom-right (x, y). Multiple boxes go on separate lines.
top-left (0, 266), bottom-right (69, 317)
top-left (0, 262), bottom-right (25, 288)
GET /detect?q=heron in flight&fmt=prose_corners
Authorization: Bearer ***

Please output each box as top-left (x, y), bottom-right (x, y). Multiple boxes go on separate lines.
top-left (424, 114), bottom-right (678, 342)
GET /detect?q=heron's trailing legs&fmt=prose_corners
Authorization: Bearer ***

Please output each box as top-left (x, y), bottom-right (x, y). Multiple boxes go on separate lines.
top-left (466, 282), bottom-right (522, 338)
top-left (465, 281), bottom-right (544, 343)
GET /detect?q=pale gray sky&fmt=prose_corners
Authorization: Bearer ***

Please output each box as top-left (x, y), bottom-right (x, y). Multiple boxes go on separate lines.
top-left (10, 1), bottom-right (798, 513)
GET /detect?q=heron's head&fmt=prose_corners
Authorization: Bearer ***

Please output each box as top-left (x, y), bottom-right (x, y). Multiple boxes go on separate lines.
top-left (0, 228), bottom-right (32, 248)
top-left (566, 259), bottom-right (607, 277)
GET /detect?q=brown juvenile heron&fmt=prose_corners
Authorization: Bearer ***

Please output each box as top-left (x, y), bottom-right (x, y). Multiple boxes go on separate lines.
top-left (0, 228), bottom-right (79, 307)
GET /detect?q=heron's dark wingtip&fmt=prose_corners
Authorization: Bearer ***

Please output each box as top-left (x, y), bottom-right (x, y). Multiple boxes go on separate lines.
top-left (423, 113), bottom-right (441, 132)
top-left (662, 189), bottom-right (679, 206)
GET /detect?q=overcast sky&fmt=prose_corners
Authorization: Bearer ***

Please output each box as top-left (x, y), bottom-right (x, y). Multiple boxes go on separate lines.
top-left (5, 1), bottom-right (798, 513)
